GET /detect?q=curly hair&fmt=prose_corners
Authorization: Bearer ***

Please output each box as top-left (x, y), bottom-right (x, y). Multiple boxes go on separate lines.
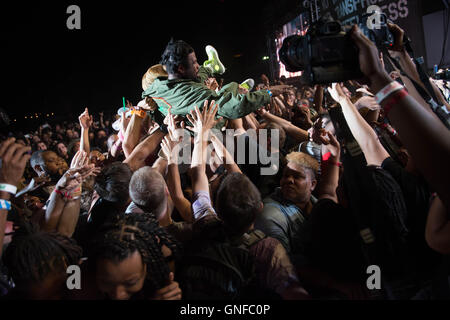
top-left (88, 212), bottom-right (181, 292)
top-left (160, 39), bottom-right (194, 75)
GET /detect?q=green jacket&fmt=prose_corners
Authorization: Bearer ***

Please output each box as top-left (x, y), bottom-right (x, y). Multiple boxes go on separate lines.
top-left (141, 67), bottom-right (271, 120)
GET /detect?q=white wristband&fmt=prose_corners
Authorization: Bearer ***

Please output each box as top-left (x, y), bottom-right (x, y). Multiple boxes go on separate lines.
top-left (0, 199), bottom-right (11, 210)
top-left (375, 81), bottom-right (404, 105)
top-left (0, 183), bottom-right (17, 195)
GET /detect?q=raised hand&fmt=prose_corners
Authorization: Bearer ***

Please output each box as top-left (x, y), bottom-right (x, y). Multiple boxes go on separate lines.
top-left (186, 100), bottom-right (222, 134)
top-left (55, 165), bottom-right (99, 196)
top-left (328, 83), bottom-right (348, 104)
top-left (70, 150), bottom-right (89, 169)
top-left (319, 131), bottom-right (341, 158)
top-left (350, 25), bottom-right (391, 92)
top-left (79, 108), bottom-right (93, 129)
top-left (0, 138), bottom-right (31, 187)
top-left (204, 77), bottom-right (219, 91)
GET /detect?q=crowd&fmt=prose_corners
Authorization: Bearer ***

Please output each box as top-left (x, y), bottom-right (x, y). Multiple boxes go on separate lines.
top-left (0, 23), bottom-right (449, 300)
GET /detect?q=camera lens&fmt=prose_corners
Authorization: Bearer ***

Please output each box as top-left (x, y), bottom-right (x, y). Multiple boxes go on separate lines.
top-left (279, 35), bottom-right (306, 72)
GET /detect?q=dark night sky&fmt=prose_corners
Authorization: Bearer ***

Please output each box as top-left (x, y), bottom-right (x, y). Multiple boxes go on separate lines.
top-left (2, 1), bottom-right (273, 126)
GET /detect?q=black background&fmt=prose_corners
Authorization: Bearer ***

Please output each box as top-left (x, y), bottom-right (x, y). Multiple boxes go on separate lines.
top-left (2, 1), bottom-right (271, 124)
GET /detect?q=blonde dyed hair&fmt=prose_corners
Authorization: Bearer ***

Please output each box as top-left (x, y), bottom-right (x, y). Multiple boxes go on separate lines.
top-left (285, 152), bottom-right (319, 178)
top-left (142, 64), bottom-right (168, 90)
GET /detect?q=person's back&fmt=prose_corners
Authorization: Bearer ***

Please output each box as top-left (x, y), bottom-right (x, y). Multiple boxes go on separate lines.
top-left (180, 172), bottom-right (309, 299)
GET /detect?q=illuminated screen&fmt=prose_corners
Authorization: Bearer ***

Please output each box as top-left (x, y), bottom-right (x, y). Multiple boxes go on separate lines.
top-left (274, 11), bottom-right (310, 79)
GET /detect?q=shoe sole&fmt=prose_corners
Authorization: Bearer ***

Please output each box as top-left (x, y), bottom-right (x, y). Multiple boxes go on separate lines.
top-left (206, 45), bottom-right (226, 74)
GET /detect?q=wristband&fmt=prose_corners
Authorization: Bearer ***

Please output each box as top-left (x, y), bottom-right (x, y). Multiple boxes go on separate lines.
top-left (374, 81), bottom-right (403, 105)
top-left (382, 89), bottom-right (408, 117)
top-left (267, 90), bottom-right (273, 97)
top-left (330, 161), bottom-right (342, 168)
top-left (54, 188), bottom-right (75, 200)
top-left (0, 183), bottom-right (17, 195)
top-left (54, 188), bottom-right (69, 199)
top-left (0, 199), bottom-right (11, 210)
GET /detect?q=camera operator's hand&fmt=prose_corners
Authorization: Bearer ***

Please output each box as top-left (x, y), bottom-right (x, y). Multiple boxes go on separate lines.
top-left (350, 25), bottom-right (392, 94)
top-left (387, 22), bottom-right (405, 52)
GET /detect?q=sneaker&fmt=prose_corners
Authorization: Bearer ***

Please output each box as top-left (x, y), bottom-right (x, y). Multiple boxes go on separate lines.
top-left (240, 78), bottom-right (255, 91)
top-left (203, 45), bottom-right (226, 75)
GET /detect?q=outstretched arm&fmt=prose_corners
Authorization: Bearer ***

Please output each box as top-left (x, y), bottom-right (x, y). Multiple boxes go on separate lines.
top-left (123, 129), bottom-right (165, 171)
top-left (188, 100), bottom-right (222, 194)
top-left (123, 111), bottom-right (146, 158)
top-left (257, 108), bottom-right (309, 143)
top-left (351, 24), bottom-right (450, 209)
top-left (44, 151), bottom-right (99, 237)
top-left (79, 108), bottom-right (93, 155)
top-left (160, 111), bottom-right (193, 223)
top-left (315, 131), bottom-right (341, 203)
top-left (328, 83), bottom-right (390, 166)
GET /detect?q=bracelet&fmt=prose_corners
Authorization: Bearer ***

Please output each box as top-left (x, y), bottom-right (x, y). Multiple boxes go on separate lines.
top-left (54, 188), bottom-right (76, 200)
top-left (382, 89), bottom-right (408, 117)
top-left (0, 199), bottom-right (11, 210)
top-left (324, 159), bottom-right (342, 167)
top-left (0, 183), bottom-right (17, 195)
top-left (374, 81), bottom-right (404, 105)
top-left (330, 161), bottom-right (342, 168)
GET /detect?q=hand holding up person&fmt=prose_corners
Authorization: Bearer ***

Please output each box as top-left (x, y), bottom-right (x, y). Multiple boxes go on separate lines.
top-left (160, 110), bottom-right (183, 165)
top-left (186, 100), bottom-right (222, 135)
top-left (204, 77), bottom-right (219, 91)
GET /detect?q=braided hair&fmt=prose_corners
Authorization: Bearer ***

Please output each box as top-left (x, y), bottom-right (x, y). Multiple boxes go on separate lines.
top-left (88, 212), bottom-right (181, 293)
top-left (2, 220), bottom-right (83, 286)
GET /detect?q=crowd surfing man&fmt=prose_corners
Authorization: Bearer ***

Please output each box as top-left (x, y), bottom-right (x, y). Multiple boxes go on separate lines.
top-left (0, 22), bottom-right (449, 300)
top-left (142, 40), bottom-right (289, 121)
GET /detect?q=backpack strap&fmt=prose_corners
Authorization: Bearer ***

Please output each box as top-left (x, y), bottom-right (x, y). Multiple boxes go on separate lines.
top-left (235, 230), bottom-right (267, 250)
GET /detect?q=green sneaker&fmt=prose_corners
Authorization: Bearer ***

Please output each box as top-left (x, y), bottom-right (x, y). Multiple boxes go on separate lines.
top-left (204, 45), bottom-right (226, 75)
top-left (240, 78), bottom-right (255, 91)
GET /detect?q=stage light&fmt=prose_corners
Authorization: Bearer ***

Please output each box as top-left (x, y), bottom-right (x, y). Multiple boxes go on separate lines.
top-left (262, 56), bottom-right (269, 60)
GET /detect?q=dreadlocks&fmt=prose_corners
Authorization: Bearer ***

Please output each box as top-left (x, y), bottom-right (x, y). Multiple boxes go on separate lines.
top-left (2, 220), bottom-right (83, 286)
top-left (88, 212), bottom-right (181, 293)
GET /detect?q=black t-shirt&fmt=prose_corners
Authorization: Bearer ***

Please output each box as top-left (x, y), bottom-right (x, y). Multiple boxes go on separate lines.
top-left (381, 157), bottom-right (441, 276)
top-left (300, 198), bottom-right (366, 282)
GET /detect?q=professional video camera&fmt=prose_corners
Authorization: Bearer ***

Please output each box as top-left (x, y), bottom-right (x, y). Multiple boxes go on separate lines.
top-left (279, 12), bottom-right (394, 85)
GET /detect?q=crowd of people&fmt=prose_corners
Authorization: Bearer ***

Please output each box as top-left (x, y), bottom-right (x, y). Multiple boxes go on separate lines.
top-left (0, 22), bottom-right (449, 300)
